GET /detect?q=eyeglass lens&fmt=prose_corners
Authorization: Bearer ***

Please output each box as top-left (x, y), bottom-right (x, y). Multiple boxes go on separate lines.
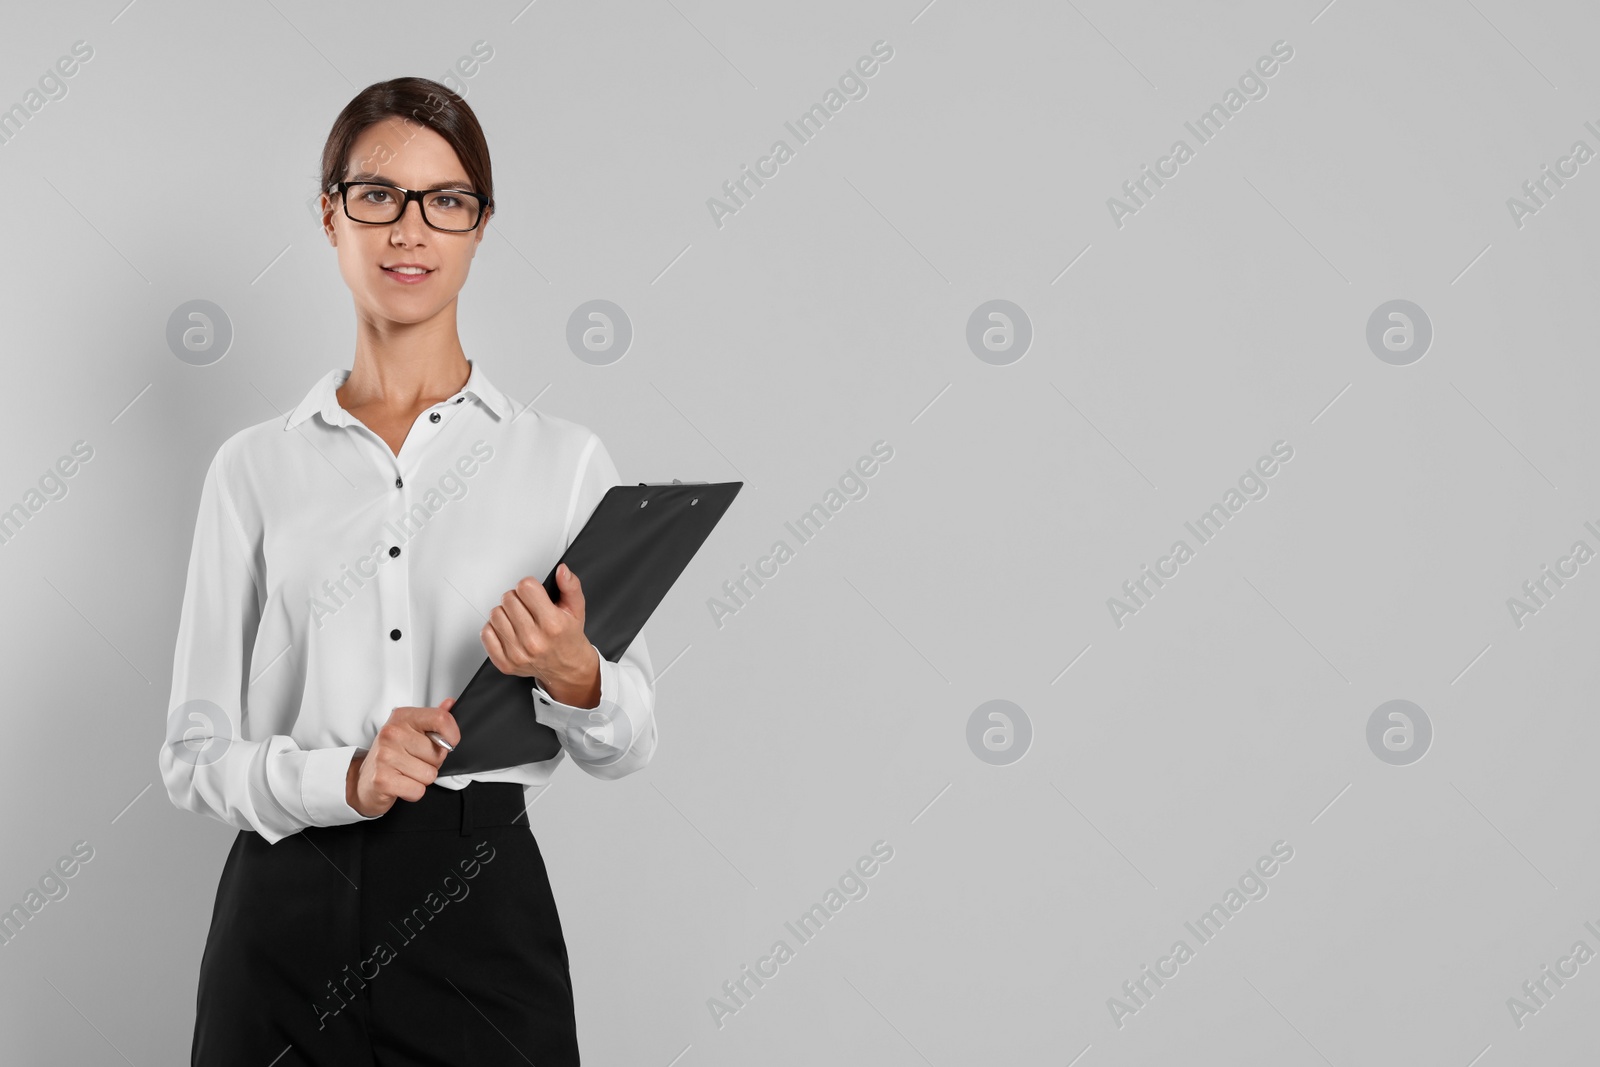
top-left (344, 183), bottom-right (481, 230)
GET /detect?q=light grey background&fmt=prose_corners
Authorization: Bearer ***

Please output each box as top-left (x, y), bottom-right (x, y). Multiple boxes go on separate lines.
top-left (1, 0), bottom-right (1596, 1064)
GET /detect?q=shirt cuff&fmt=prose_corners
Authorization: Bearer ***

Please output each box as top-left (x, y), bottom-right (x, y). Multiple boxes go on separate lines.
top-left (301, 744), bottom-right (382, 826)
top-left (532, 644), bottom-right (631, 763)
top-left (531, 642), bottom-right (607, 713)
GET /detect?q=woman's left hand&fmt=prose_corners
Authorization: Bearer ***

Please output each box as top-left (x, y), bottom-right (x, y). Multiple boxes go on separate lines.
top-left (482, 563), bottom-right (601, 707)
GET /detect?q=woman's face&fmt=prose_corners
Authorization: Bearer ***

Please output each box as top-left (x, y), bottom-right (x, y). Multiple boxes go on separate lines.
top-left (320, 121), bottom-right (490, 326)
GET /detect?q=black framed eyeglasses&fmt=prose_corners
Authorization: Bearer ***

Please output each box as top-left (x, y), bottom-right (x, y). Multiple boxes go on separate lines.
top-left (333, 181), bottom-right (491, 232)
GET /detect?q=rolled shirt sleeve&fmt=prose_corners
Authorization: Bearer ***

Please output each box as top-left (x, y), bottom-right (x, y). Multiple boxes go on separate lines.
top-left (158, 442), bottom-right (379, 845)
top-left (529, 433), bottom-right (659, 779)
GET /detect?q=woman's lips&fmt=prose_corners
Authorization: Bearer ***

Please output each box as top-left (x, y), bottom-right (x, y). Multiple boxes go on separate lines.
top-left (381, 267), bottom-right (434, 285)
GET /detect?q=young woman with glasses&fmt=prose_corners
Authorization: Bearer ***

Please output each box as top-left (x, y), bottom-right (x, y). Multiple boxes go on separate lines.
top-left (161, 76), bottom-right (657, 1066)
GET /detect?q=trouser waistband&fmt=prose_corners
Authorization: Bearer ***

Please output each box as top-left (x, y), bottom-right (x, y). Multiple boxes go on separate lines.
top-left (339, 780), bottom-right (530, 835)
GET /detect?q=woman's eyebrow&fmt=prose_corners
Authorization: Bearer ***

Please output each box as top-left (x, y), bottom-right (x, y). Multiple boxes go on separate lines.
top-left (346, 170), bottom-right (475, 190)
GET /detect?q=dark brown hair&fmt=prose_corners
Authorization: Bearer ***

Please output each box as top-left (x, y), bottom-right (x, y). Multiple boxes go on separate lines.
top-left (319, 77), bottom-right (493, 215)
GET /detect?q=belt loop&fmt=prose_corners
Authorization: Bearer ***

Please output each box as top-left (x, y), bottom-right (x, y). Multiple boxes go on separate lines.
top-left (460, 784), bottom-right (473, 837)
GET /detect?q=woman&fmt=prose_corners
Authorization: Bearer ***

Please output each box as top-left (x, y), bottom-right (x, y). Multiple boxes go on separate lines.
top-left (159, 77), bottom-right (657, 1066)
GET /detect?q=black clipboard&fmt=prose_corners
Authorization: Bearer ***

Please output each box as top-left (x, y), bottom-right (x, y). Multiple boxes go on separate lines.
top-left (438, 479), bottom-right (742, 776)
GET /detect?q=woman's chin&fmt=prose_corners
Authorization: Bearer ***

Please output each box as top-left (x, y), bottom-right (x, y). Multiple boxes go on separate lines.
top-left (363, 295), bottom-right (451, 325)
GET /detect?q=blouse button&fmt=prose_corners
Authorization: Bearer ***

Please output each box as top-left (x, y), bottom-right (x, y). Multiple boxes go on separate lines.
top-left (455, 396), bottom-right (464, 403)
top-left (394, 476), bottom-right (403, 489)
top-left (388, 546), bottom-right (400, 558)
top-left (389, 629), bottom-right (402, 641)
top-left (429, 412), bottom-right (441, 423)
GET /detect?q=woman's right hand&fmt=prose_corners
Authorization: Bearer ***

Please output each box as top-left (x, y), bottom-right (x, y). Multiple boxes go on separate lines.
top-left (346, 698), bottom-right (460, 818)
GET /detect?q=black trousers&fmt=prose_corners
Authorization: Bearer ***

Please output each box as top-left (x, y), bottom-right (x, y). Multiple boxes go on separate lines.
top-left (191, 781), bottom-right (579, 1066)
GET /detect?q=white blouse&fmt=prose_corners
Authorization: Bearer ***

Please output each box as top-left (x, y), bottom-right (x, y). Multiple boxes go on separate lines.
top-left (159, 359), bottom-right (657, 844)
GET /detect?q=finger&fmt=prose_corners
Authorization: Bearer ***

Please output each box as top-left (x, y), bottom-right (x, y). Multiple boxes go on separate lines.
top-left (499, 584), bottom-right (546, 651)
top-left (482, 613), bottom-right (522, 673)
top-left (375, 747), bottom-right (441, 793)
top-left (424, 702), bottom-right (462, 748)
top-left (512, 576), bottom-right (565, 635)
top-left (381, 730), bottom-right (443, 776)
top-left (555, 564), bottom-right (586, 623)
top-left (379, 769), bottom-right (429, 803)
top-left (480, 620), bottom-right (506, 670)
top-left (385, 713), bottom-right (449, 767)
top-left (482, 620), bottom-right (534, 681)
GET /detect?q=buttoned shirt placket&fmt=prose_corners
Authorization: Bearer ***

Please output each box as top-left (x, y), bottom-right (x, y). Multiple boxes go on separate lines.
top-left (322, 389), bottom-right (473, 738)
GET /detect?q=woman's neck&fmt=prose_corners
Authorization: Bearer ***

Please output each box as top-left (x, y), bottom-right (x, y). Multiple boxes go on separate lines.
top-left (339, 312), bottom-right (471, 414)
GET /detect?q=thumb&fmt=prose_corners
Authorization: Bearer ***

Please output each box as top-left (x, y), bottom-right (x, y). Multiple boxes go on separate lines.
top-left (439, 696), bottom-right (456, 712)
top-left (557, 563), bottom-right (585, 616)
